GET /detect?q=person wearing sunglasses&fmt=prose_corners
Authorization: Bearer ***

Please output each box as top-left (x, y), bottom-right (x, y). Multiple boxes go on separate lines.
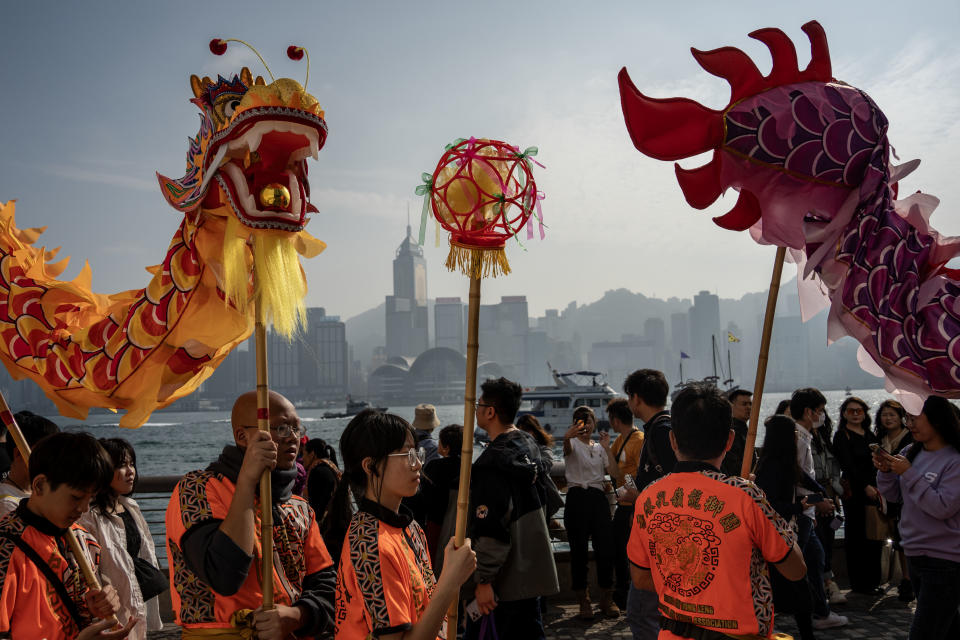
top-left (165, 390), bottom-right (337, 640)
top-left (336, 409), bottom-right (476, 640)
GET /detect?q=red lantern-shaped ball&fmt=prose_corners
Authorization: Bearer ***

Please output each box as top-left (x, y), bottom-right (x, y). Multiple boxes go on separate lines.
top-left (429, 138), bottom-right (537, 252)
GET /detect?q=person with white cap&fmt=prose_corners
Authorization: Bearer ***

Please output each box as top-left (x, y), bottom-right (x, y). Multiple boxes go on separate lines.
top-left (412, 404), bottom-right (442, 465)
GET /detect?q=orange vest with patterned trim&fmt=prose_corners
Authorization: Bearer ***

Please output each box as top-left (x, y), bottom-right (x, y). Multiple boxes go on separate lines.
top-left (0, 509), bottom-right (102, 640)
top-left (335, 507), bottom-right (442, 640)
top-left (627, 467), bottom-right (795, 639)
top-left (165, 470), bottom-right (333, 630)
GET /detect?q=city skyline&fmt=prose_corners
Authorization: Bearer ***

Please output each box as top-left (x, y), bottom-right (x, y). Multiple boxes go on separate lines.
top-left (1, 3), bottom-right (957, 321)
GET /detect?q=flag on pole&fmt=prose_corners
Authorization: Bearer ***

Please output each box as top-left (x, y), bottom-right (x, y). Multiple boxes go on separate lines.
top-left (680, 352), bottom-right (691, 359)
top-left (727, 332), bottom-right (741, 343)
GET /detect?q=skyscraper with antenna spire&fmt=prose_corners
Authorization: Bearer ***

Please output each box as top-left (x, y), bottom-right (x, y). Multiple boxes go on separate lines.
top-left (385, 219), bottom-right (428, 358)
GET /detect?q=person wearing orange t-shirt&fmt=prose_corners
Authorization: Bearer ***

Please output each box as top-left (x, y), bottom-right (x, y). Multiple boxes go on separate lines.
top-left (335, 409), bottom-right (476, 640)
top-left (627, 384), bottom-right (807, 640)
top-left (0, 432), bottom-right (138, 640)
top-left (165, 391), bottom-right (336, 640)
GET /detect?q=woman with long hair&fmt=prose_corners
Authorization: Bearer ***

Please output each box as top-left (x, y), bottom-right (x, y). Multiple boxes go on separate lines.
top-left (875, 400), bottom-right (915, 601)
top-left (336, 410), bottom-right (476, 640)
top-left (517, 414), bottom-right (554, 471)
top-left (875, 396), bottom-right (960, 639)
top-left (302, 438), bottom-right (353, 565)
top-left (79, 438), bottom-right (164, 640)
top-left (421, 425), bottom-right (463, 566)
top-left (562, 405), bottom-right (617, 619)
top-left (810, 411), bottom-right (846, 605)
top-left (755, 415), bottom-right (825, 640)
top-left (832, 396), bottom-right (883, 593)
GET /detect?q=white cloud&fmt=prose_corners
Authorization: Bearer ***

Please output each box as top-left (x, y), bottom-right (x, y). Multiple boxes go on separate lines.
top-left (40, 164), bottom-right (156, 192)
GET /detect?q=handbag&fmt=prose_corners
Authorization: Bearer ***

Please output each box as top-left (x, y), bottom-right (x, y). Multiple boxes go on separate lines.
top-left (119, 508), bottom-right (169, 600)
top-left (542, 474), bottom-right (564, 519)
top-left (864, 504), bottom-right (893, 541)
top-left (478, 614), bottom-right (500, 640)
top-left (133, 556), bottom-right (169, 601)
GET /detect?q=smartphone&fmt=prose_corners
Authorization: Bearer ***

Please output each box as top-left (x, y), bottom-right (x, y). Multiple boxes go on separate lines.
top-left (465, 599), bottom-right (483, 622)
top-left (805, 493), bottom-right (825, 504)
top-left (868, 443), bottom-right (890, 455)
top-left (465, 595), bottom-right (497, 621)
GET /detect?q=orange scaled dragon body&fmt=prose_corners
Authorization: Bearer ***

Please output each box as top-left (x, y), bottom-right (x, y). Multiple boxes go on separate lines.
top-left (0, 67), bottom-right (327, 426)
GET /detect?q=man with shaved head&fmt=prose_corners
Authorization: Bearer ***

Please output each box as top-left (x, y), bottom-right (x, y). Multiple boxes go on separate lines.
top-left (165, 390), bottom-right (336, 640)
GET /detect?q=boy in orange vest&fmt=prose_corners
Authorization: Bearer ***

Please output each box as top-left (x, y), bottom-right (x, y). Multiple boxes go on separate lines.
top-left (0, 431), bottom-right (136, 639)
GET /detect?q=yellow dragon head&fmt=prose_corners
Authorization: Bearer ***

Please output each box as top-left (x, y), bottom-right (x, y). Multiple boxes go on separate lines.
top-left (157, 66), bottom-right (326, 231)
top-left (157, 61), bottom-right (327, 336)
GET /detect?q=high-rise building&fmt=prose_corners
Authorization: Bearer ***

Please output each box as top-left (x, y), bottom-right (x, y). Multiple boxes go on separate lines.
top-left (589, 335), bottom-right (659, 391)
top-left (386, 225), bottom-right (429, 358)
top-left (435, 297), bottom-right (464, 352)
top-left (670, 312), bottom-right (690, 355)
top-left (689, 290), bottom-right (721, 377)
top-left (644, 317), bottom-right (666, 347)
top-left (262, 307), bottom-right (349, 403)
top-left (299, 307), bottom-right (349, 400)
top-left (477, 296), bottom-right (531, 383)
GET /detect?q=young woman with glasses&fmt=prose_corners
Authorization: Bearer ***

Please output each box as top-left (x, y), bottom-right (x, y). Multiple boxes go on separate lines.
top-left (832, 396), bottom-right (883, 594)
top-left (336, 409), bottom-right (476, 640)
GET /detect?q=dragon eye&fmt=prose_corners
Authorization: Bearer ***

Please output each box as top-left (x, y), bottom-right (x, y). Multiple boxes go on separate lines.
top-left (224, 99), bottom-right (242, 118)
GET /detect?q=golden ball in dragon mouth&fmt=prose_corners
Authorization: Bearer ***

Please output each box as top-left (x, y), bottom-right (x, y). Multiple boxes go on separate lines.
top-left (259, 183), bottom-right (291, 208)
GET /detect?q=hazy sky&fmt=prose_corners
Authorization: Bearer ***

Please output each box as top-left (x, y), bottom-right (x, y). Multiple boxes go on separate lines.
top-left (1, 1), bottom-right (957, 321)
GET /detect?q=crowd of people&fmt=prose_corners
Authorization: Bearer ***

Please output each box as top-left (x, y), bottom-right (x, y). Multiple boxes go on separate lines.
top-left (0, 372), bottom-right (957, 640)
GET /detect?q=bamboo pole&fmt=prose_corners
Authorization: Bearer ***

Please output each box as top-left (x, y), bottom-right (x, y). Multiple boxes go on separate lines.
top-left (447, 252), bottom-right (483, 634)
top-left (254, 286), bottom-right (275, 610)
top-left (0, 394), bottom-right (119, 627)
top-left (740, 246), bottom-right (787, 478)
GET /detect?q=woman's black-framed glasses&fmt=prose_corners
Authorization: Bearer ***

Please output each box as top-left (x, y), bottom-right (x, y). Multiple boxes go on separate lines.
top-left (388, 447), bottom-right (426, 469)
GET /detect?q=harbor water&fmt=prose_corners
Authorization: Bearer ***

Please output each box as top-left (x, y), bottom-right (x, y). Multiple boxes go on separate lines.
top-left (55, 388), bottom-right (893, 478)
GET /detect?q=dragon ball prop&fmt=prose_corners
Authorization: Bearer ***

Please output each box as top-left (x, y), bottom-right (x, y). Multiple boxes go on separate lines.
top-left (418, 138), bottom-right (541, 278)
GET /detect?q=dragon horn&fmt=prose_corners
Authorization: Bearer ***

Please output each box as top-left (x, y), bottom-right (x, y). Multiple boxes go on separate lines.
top-left (689, 46), bottom-right (765, 104)
top-left (617, 67), bottom-right (723, 162)
top-left (712, 189), bottom-right (762, 231)
top-left (800, 21), bottom-right (832, 81)
top-left (749, 28), bottom-right (799, 85)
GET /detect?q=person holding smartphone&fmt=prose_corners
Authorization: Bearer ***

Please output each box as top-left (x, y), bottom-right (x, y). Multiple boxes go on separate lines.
top-left (875, 400), bottom-right (915, 601)
top-left (874, 396), bottom-right (960, 640)
top-left (563, 406), bottom-right (618, 620)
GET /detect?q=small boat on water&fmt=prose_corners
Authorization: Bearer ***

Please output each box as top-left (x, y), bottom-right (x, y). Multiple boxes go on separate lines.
top-left (515, 366), bottom-right (619, 432)
top-left (322, 396), bottom-right (387, 419)
top-left (671, 334), bottom-right (739, 401)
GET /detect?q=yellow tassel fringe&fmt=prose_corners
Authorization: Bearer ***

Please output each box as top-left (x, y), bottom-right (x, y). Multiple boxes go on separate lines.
top-left (445, 244), bottom-right (511, 279)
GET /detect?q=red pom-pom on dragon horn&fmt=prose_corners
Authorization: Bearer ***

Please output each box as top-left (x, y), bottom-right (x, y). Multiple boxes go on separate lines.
top-left (209, 39), bottom-right (228, 55)
top-left (287, 46), bottom-right (305, 61)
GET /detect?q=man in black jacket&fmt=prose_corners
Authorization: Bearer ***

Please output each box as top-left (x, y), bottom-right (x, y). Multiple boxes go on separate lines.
top-left (720, 388), bottom-right (752, 477)
top-left (622, 369), bottom-right (676, 640)
top-left (466, 377), bottom-right (559, 640)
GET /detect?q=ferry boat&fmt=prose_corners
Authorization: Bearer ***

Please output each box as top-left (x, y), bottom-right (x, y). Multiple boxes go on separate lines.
top-left (322, 396), bottom-right (387, 419)
top-left (518, 367), bottom-right (619, 431)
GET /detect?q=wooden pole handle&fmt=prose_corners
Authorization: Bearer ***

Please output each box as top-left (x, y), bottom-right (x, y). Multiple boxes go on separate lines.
top-left (254, 275), bottom-right (275, 611)
top-left (741, 246), bottom-right (787, 478)
top-left (446, 254), bottom-right (483, 634)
